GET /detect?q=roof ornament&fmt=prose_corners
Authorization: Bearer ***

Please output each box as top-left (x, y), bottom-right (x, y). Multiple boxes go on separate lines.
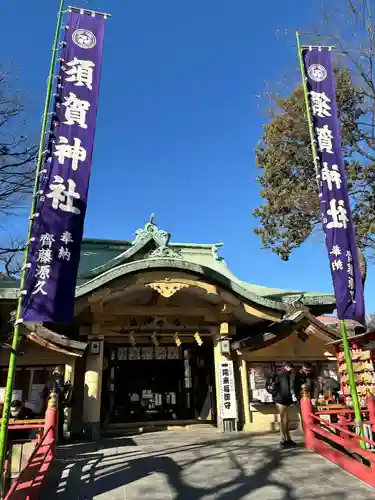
top-left (211, 243), bottom-right (225, 262)
top-left (132, 215), bottom-right (181, 259)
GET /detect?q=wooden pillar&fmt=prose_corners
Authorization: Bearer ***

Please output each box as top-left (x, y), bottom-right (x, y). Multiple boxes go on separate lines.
top-left (82, 326), bottom-right (104, 441)
top-left (237, 354), bottom-right (252, 431)
top-left (213, 322), bottom-right (237, 431)
top-left (63, 358), bottom-right (76, 438)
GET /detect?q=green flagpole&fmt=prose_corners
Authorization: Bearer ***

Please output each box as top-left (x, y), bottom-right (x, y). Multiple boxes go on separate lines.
top-left (295, 31), bottom-right (364, 447)
top-left (0, 0), bottom-right (65, 492)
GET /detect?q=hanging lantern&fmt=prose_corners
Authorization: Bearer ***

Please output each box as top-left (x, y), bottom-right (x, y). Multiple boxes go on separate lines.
top-left (151, 331), bottom-right (159, 346)
top-left (174, 333), bottom-right (181, 347)
top-left (194, 332), bottom-right (203, 346)
top-left (129, 331), bottom-right (136, 346)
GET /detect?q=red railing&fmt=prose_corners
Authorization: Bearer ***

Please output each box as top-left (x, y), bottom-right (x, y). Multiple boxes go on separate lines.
top-left (4, 401), bottom-right (58, 499)
top-left (300, 395), bottom-right (375, 488)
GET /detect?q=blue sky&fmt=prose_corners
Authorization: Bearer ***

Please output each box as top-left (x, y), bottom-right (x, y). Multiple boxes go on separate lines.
top-left (1, 0), bottom-right (374, 312)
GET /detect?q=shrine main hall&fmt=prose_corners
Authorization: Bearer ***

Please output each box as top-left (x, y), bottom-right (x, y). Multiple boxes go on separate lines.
top-left (0, 217), bottom-right (339, 439)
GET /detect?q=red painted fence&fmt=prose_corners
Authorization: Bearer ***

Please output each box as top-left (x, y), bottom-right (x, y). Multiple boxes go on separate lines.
top-left (300, 394), bottom-right (375, 488)
top-left (4, 396), bottom-right (58, 500)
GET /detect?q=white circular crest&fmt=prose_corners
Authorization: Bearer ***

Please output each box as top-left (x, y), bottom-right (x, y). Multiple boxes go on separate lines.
top-left (72, 29), bottom-right (96, 49)
top-left (307, 64), bottom-right (327, 82)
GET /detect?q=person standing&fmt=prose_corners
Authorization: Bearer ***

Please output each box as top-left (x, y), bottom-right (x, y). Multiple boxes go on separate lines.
top-left (294, 362), bottom-right (320, 404)
top-left (266, 362), bottom-right (297, 448)
top-left (42, 366), bottom-right (66, 442)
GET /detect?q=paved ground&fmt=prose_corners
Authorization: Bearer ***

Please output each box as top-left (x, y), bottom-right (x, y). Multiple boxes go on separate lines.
top-left (40, 428), bottom-right (374, 499)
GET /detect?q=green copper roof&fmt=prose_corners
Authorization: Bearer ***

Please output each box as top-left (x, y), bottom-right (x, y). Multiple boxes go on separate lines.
top-left (0, 215), bottom-right (336, 313)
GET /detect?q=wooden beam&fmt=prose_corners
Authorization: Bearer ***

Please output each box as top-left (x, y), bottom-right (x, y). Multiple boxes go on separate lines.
top-left (95, 306), bottom-right (220, 317)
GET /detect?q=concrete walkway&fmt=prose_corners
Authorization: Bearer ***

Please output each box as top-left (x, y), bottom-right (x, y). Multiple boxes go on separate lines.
top-left (40, 428), bottom-right (374, 499)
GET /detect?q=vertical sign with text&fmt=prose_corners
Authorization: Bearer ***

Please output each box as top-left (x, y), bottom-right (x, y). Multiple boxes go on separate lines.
top-left (21, 10), bottom-right (107, 323)
top-left (302, 48), bottom-right (365, 325)
top-left (218, 360), bottom-right (238, 420)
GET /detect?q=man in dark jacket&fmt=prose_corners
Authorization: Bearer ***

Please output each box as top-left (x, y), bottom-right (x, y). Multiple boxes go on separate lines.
top-left (294, 362), bottom-right (320, 404)
top-left (8, 400), bottom-right (36, 441)
top-left (266, 361), bottom-right (297, 448)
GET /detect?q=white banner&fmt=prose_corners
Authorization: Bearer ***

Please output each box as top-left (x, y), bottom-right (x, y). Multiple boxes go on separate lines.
top-left (218, 360), bottom-right (238, 420)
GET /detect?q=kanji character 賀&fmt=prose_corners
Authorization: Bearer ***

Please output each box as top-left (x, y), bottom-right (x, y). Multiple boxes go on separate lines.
top-left (330, 245), bottom-right (341, 257)
top-left (64, 57), bottom-right (95, 90)
top-left (321, 163), bottom-right (341, 191)
top-left (310, 91), bottom-right (332, 118)
top-left (332, 259), bottom-right (343, 271)
top-left (40, 233), bottom-right (55, 248)
top-left (53, 136), bottom-right (86, 171)
top-left (35, 265), bottom-right (50, 280)
top-left (58, 247), bottom-right (71, 261)
top-left (62, 92), bottom-right (91, 129)
top-left (60, 231), bottom-right (74, 245)
top-left (32, 280), bottom-right (48, 296)
top-left (37, 248), bottom-right (53, 264)
top-left (326, 199), bottom-right (348, 229)
top-left (46, 176), bottom-right (81, 215)
top-left (316, 124), bottom-right (334, 154)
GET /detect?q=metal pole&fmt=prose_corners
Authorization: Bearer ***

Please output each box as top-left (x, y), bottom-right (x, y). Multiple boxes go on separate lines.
top-left (296, 31), bottom-right (365, 448)
top-left (339, 320), bottom-right (365, 446)
top-left (0, 0), bottom-right (65, 491)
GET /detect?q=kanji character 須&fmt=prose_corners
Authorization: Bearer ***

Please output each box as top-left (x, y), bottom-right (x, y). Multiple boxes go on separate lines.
top-left (64, 57), bottom-right (95, 90)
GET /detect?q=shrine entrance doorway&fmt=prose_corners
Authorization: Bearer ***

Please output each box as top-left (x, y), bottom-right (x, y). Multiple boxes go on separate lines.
top-left (101, 341), bottom-right (215, 425)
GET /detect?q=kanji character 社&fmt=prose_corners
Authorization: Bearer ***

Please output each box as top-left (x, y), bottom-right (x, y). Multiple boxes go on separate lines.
top-left (46, 176), bottom-right (81, 215)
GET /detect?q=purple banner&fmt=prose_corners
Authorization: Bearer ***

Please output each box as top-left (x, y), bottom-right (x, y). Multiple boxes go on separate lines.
top-left (302, 48), bottom-right (365, 325)
top-left (21, 10), bottom-right (107, 323)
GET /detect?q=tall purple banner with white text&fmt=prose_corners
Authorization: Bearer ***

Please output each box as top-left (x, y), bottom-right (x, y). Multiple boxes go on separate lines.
top-left (21, 10), bottom-right (107, 323)
top-left (302, 48), bottom-right (365, 325)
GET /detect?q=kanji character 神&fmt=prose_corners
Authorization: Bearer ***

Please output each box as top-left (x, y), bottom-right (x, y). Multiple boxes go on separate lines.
top-left (330, 245), bottom-right (341, 257)
top-left (35, 265), bottom-right (50, 280)
top-left (321, 163), bottom-right (341, 191)
top-left (32, 280), bottom-right (48, 296)
top-left (61, 231), bottom-right (74, 245)
top-left (46, 176), bottom-right (81, 215)
top-left (64, 57), bottom-right (95, 90)
top-left (332, 259), bottom-right (343, 271)
top-left (37, 248), bottom-right (53, 264)
top-left (40, 233), bottom-right (55, 248)
top-left (53, 136), bottom-right (86, 171)
top-left (58, 247), bottom-right (71, 261)
top-left (326, 199), bottom-right (348, 229)
top-left (316, 124), bottom-right (334, 154)
top-left (310, 91), bottom-right (332, 118)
